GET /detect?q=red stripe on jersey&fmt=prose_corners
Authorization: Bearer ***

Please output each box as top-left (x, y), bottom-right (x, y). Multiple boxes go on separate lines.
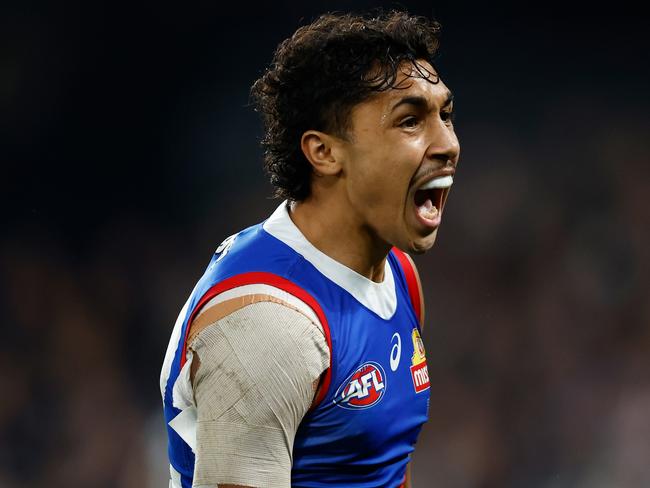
top-left (180, 272), bottom-right (333, 408)
top-left (392, 248), bottom-right (422, 325)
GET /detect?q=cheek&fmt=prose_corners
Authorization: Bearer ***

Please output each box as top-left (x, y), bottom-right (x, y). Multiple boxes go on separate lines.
top-left (347, 135), bottom-right (422, 207)
top-left (349, 164), bottom-right (389, 207)
top-left (346, 145), bottom-right (386, 194)
top-left (381, 139), bottom-right (425, 193)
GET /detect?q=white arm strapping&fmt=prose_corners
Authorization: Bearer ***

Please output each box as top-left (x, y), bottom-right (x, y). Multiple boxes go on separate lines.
top-left (189, 301), bottom-right (329, 488)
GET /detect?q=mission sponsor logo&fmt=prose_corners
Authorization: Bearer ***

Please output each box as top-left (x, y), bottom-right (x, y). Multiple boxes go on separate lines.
top-left (334, 361), bottom-right (386, 410)
top-left (410, 328), bottom-right (430, 393)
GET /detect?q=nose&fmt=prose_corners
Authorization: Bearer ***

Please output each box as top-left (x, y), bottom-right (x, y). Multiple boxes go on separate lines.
top-left (425, 118), bottom-right (460, 167)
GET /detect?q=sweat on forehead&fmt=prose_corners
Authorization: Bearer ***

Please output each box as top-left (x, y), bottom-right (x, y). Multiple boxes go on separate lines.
top-left (363, 59), bottom-right (441, 93)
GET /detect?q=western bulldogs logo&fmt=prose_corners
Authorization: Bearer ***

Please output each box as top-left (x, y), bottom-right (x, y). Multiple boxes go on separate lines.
top-left (334, 361), bottom-right (386, 410)
top-left (214, 233), bottom-right (238, 263)
top-left (410, 328), bottom-right (430, 393)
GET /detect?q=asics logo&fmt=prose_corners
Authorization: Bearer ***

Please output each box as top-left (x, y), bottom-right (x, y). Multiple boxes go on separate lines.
top-left (390, 332), bottom-right (401, 372)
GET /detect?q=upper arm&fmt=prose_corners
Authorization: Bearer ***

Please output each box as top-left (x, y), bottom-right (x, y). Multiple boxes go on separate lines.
top-left (189, 300), bottom-right (329, 488)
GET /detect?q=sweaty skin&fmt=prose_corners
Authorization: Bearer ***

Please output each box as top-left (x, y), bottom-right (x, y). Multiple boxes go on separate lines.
top-left (293, 59), bottom-right (460, 282)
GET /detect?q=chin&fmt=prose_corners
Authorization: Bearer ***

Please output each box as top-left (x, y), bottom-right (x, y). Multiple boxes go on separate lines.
top-left (405, 229), bottom-right (438, 255)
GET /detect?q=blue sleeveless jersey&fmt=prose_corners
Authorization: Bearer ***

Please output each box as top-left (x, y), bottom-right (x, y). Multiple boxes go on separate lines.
top-left (161, 207), bottom-right (431, 488)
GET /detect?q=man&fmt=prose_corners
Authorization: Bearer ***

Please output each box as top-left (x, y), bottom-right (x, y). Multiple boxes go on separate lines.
top-left (161, 10), bottom-right (459, 488)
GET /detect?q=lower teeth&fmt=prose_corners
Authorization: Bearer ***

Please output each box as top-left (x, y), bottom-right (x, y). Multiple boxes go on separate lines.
top-left (418, 199), bottom-right (439, 220)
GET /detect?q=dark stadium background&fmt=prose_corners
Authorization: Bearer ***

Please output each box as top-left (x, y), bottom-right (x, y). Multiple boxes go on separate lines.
top-left (2, 1), bottom-right (649, 486)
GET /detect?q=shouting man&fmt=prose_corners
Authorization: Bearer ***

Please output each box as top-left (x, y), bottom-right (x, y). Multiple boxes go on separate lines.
top-left (161, 10), bottom-right (460, 488)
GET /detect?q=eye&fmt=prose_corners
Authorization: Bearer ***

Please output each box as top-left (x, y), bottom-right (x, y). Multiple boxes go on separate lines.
top-left (441, 110), bottom-right (455, 124)
top-left (399, 116), bottom-right (419, 129)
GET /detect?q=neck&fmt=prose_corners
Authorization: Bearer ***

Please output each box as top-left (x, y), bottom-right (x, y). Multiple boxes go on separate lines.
top-left (289, 192), bottom-right (391, 283)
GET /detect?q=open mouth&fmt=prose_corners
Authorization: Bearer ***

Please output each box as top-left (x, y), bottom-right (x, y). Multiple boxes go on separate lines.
top-left (413, 175), bottom-right (453, 226)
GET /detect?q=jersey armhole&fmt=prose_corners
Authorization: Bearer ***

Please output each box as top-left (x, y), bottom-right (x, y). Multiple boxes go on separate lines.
top-left (391, 248), bottom-right (425, 328)
top-left (179, 272), bottom-right (334, 408)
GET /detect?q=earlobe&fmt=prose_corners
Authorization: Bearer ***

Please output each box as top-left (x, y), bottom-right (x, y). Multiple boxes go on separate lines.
top-left (301, 130), bottom-right (342, 176)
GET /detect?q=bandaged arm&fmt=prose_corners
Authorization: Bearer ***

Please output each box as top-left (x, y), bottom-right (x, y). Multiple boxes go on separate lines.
top-left (188, 299), bottom-right (329, 488)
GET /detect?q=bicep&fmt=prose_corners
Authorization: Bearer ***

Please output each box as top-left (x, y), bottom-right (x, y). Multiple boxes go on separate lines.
top-left (190, 301), bottom-right (329, 488)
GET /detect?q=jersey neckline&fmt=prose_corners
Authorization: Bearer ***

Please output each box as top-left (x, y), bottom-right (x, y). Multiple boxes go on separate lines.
top-left (262, 201), bottom-right (397, 320)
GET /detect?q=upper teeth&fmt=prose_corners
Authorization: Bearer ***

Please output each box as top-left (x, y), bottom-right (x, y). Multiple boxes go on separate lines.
top-left (420, 175), bottom-right (453, 190)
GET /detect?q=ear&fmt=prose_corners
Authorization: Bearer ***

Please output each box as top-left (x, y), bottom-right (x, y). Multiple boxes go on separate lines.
top-left (300, 130), bottom-right (343, 176)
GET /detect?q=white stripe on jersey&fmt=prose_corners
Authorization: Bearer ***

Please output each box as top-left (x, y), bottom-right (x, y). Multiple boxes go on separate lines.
top-left (169, 464), bottom-right (182, 488)
top-left (160, 295), bottom-right (192, 400)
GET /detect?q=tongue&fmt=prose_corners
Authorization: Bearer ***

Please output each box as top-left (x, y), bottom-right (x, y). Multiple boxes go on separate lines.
top-left (417, 197), bottom-right (439, 220)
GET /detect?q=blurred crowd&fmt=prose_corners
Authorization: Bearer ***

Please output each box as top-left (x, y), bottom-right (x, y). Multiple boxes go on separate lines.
top-left (2, 106), bottom-right (648, 487)
top-left (413, 108), bottom-right (650, 487)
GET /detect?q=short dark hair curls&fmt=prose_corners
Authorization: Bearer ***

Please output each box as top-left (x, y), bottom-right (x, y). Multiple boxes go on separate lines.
top-left (250, 10), bottom-right (442, 201)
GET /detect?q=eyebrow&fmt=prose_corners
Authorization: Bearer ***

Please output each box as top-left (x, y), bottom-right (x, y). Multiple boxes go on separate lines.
top-left (390, 91), bottom-right (454, 113)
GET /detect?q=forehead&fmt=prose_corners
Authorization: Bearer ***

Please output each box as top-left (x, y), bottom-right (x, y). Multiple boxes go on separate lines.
top-left (351, 60), bottom-right (452, 122)
top-left (382, 61), bottom-right (451, 106)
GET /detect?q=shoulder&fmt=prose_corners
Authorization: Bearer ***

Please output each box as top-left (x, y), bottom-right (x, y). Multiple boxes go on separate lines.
top-left (189, 284), bottom-right (325, 344)
top-left (191, 300), bottom-right (329, 377)
top-left (188, 286), bottom-right (330, 383)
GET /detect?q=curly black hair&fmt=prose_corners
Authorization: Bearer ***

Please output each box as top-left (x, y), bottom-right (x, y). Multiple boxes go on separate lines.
top-left (250, 10), bottom-right (442, 201)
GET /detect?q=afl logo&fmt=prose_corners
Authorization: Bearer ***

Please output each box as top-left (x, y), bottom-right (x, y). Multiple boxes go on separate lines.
top-left (333, 361), bottom-right (386, 410)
